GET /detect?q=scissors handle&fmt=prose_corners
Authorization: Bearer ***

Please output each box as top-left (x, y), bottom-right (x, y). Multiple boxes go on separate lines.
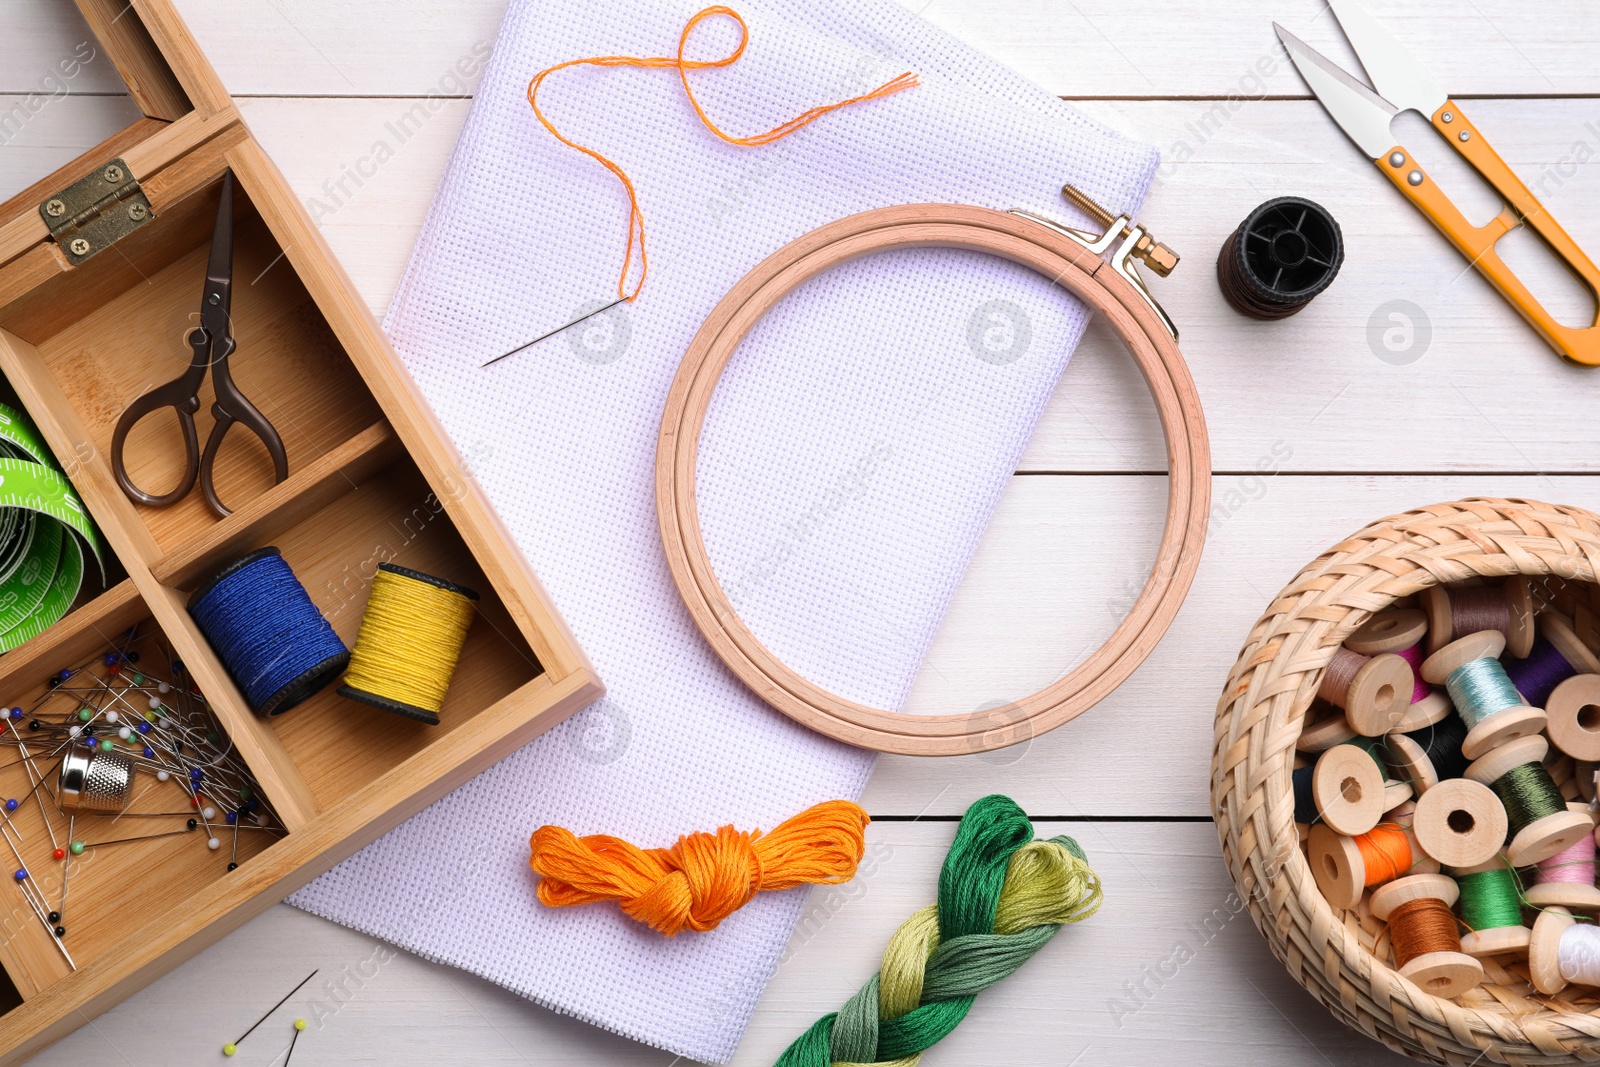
top-left (110, 379), bottom-right (202, 508)
top-left (1432, 100), bottom-right (1600, 306)
top-left (198, 335), bottom-right (288, 518)
top-left (1378, 144), bottom-right (1600, 367)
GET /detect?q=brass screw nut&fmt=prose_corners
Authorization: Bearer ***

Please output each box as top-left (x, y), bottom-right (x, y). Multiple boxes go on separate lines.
top-left (103, 165), bottom-right (124, 184)
top-left (128, 203), bottom-right (149, 222)
top-left (68, 237), bottom-right (91, 257)
top-left (1135, 234), bottom-right (1180, 277)
top-left (45, 199), bottom-right (66, 218)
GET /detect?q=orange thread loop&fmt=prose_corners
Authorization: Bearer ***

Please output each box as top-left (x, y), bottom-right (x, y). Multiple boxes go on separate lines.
top-left (529, 799), bottom-right (870, 936)
top-left (526, 6), bottom-right (919, 301)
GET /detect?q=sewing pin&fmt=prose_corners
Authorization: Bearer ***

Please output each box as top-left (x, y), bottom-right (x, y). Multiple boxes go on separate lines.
top-left (282, 1018), bottom-right (307, 1066)
top-left (481, 296), bottom-right (627, 368)
top-left (223, 968), bottom-right (318, 1056)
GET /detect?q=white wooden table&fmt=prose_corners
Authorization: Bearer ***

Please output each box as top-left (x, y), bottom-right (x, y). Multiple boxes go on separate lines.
top-left (5, 1), bottom-right (1600, 1063)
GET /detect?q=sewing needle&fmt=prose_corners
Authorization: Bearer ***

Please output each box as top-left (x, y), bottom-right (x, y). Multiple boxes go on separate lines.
top-left (481, 296), bottom-right (627, 368)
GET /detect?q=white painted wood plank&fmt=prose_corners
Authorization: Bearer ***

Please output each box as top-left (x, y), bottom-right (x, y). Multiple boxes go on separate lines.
top-left (4, 0), bottom-right (1594, 101)
top-left (867, 473), bottom-right (1600, 816)
top-left (23, 823), bottom-right (1412, 1066)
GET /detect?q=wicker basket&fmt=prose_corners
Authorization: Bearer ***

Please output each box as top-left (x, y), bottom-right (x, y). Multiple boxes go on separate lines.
top-left (1212, 498), bottom-right (1600, 1064)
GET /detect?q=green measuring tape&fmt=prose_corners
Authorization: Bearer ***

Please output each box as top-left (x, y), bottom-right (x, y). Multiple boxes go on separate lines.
top-left (0, 404), bottom-right (104, 651)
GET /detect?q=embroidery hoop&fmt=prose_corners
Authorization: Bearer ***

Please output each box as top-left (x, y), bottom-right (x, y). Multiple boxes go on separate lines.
top-left (656, 202), bottom-right (1210, 754)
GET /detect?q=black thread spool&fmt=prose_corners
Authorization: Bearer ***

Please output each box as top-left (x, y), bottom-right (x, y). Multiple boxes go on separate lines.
top-left (1216, 196), bottom-right (1344, 319)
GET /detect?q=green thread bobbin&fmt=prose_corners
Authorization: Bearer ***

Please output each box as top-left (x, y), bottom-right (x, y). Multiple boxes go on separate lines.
top-left (1492, 763), bottom-right (1566, 836)
top-left (1456, 867), bottom-right (1524, 931)
top-left (773, 795), bottom-right (1102, 1067)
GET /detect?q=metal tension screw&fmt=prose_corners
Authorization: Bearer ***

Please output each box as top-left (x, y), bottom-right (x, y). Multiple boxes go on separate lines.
top-left (68, 238), bottom-right (91, 257)
top-left (128, 203), bottom-right (149, 222)
top-left (1061, 183), bottom-right (1180, 277)
top-left (103, 165), bottom-right (124, 184)
top-left (45, 199), bottom-right (66, 218)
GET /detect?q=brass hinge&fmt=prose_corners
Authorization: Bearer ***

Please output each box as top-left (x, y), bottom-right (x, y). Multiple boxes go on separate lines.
top-left (39, 158), bottom-right (154, 265)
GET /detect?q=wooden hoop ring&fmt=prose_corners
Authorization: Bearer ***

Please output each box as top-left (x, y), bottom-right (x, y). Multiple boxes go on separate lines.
top-left (655, 204), bottom-right (1211, 754)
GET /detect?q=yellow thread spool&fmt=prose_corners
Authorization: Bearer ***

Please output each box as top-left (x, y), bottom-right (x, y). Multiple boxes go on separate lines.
top-left (338, 564), bottom-right (477, 724)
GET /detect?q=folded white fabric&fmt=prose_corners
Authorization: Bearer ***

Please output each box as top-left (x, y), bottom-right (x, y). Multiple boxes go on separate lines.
top-left (288, 0), bottom-right (1158, 1060)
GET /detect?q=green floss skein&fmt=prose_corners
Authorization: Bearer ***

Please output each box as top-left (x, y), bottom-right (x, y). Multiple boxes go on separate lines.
top-left (773, 794), bottom-right (1103, 1067)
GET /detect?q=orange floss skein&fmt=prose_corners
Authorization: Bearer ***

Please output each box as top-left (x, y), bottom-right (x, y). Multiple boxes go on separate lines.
top-left (526, 5), bottom-right (919, 302)
top-left (529, 800), bottom-right (870, 936)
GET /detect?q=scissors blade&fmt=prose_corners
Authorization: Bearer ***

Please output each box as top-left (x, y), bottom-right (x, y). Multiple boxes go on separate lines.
top-left (1275, 23), bottom-right (1398, 160)
top-left (200, 171), bottom-right (235, 341)
top-left (1328, 0), bottom-right (1448, 118)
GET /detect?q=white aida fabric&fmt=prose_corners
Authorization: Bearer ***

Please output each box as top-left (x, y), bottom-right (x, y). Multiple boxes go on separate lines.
top-left (290, 0), bottom-right (1158, 1060)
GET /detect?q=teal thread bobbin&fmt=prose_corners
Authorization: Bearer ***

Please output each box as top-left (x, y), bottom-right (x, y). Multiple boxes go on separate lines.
top-left (1422, 630), bottom-right (1545, 761)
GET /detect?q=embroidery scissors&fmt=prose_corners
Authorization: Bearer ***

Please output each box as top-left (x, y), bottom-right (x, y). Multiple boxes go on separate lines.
top-left (1275, 1), bottom-right (1600, 366)
top-left (111, 171), bottom-right (287, 517)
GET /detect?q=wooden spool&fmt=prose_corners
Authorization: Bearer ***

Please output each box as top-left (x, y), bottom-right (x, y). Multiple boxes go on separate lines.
top-left (1464, 735), bottom-right (1593, 866)
top-left (1544, 613), bottom-right (1600, 676)
top-left (1422, 631), bottom-right (1546, 759)
top-left (1423, 577), bottom-right (1535, 657)
top-left (1324, 649), bottom-right (1415, 736)
top-left (1524, 803), bottom-right (1600, 912)
top-left (655, 204), bottom-right (1209, 754)
top-left (1385, 732), bottom-right (1438, 796)
top-left (1547, 674), bottom-right (1600, 761)
top-left (1369, 874), bottom-right (1485, 999)
top-left (1307, 810), bottom-right (1433, 911)
top-left (1296, 706), bottom-right (1357, 752)
top-left (1312, 742), bottom-right (1386, 835)
top-left (1530, 906), bottom-right (1578, 995)
top-left (1346, 608), bottom-right (1427, 655)
top-left (1452, 857), bottom-right (1532, 958)
top-left (1412, 777), bottom-right (1508, 868)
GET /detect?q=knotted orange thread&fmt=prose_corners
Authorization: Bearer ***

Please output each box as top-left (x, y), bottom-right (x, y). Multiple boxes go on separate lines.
top-left (529, 800), bottom-right (870, 936)
top-left (527, 6), bottom-right (919, 302)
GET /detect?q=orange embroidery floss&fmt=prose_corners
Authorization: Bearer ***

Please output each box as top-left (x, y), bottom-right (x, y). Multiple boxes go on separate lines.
top-left (529, 799), bottom-right (870, 936)
top-left (1354, 823), bottom-right (1412, 886)
top-left (526, 5), bottom-right (919, 301)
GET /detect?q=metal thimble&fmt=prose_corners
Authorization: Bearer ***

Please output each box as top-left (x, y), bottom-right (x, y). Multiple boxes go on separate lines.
top-left (58, 749), bottom-right (133, 814)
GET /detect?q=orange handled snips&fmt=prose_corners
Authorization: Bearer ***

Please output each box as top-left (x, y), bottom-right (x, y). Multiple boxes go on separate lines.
top-left (1276, 1), bottom-right (1600, 367)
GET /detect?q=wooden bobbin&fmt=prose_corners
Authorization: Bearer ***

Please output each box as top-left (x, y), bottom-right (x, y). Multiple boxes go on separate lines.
top-left (1464, 734), bottom-right (1594, 867)
top-left (1390, 690), bottom-right (1452, 734)
top-left (1369, 874), bottom-right (1484, 999)
top-left (1384, 780), bottom-right (1414, 810)
top-left (1412, 777), bottom-right (1508, 868)
top-left (1296, 705), bottom-right (1357, 753)
top-left (1384, 732), bottom-right (1438, 796)
top-left (1547, 674), bottom-right (1600, 761)
top-left (1423, 577), bottom-right (1535, 657)
top-left (1544, 613), bottom-right (1600, 676)
top-left (1451, 857), bottom-right (1532, 959)
top-left (1346, 609), bottom-right (1427, 655)
top-left (1312, 743), bottom-right (1387, 835)
top-left (1530, 906), bottom-right (1577, 995)
top-left (1422, 631), bottom-right (1546, 759)
top-left (1524, 803), bottom-right (1600, 912)
top-left (1327, 650), bottom-right (1415, 737)
top-left (1307, 815), bottom-right (1432, 910)
top-left (1577, 759), bottom-right (1599, 803)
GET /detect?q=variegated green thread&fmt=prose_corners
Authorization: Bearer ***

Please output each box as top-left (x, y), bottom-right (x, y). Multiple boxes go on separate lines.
top-left (773, 795), bottom-right (1102, 1067)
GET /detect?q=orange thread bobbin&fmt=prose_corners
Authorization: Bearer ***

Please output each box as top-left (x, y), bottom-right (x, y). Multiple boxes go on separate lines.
top-left (1355, 823), bottom-right (1412, 886)
top-left (527, 5), bottom-right (919, 301)
top-left (529, 799), bottom-right (870, 936)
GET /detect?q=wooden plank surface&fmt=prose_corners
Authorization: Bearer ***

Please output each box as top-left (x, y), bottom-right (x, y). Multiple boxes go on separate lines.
top-left (5, 0), bottom-right (1600, 1062)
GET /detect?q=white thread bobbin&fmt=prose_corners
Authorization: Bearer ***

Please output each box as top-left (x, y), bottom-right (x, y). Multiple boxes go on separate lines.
top-left (1423, 631), bottom-right (1546, 760)
top-left (1527, 907), bottom-right (1600, 994)
top-left (1422, 577), bottom-right (1535, 657)
top-left (1320, 647), bottom-right (1414, 736)
top-left (1450, 856), bottom-right (1532, 959)
top-left (1412, 777), bottom-right (1507, 868)
top-left (1369, 873), bottom-right (1484, 999)
top-left (1464, 734), bottom-right (1593, 867)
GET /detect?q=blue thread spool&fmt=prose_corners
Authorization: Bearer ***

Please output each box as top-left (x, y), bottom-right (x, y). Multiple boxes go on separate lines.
top-left (188, 548), bottom-right (349, 716)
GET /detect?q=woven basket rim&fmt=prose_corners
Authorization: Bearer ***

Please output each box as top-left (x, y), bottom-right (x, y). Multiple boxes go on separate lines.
top-left (1211, 497), bottom-right (1600, 1064)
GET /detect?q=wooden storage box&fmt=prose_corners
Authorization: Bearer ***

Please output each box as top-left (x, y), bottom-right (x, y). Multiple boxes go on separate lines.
top-left (0, 1), bottom-right (602, 1061)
